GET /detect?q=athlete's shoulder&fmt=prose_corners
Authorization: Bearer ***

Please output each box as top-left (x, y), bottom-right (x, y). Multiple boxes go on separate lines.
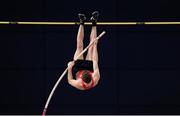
top-left (70, 79), bottom-right (84, 90)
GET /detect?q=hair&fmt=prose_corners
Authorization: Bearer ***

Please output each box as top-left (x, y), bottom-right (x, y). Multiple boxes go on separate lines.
top-left (81, 70), bottom-right (92, 84)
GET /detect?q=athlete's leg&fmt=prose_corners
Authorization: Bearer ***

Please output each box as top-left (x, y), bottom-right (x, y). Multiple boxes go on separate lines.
top-left (92, 36), bottom-right (99, 63)
top-left (86, 26), bottom-right (97, 60)
top-left (86, 11), bottom-right (99, 61)
top-left (73, 14), bottom-right (86, 60)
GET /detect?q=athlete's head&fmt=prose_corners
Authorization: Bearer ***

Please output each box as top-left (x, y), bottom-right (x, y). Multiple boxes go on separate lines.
top-left (82, 70), bottom-right (92, 84)
top-left (80, 70), bottom-right (92, 84)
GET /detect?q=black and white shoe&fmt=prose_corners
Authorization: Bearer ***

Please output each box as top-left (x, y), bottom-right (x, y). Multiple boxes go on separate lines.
top-left (78, 13), bottom-right (86, 25)
top-left (90, 11), bottom-right (99, 25)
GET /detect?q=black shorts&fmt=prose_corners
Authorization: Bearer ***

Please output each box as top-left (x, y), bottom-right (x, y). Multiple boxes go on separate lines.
top-left (72, 59), bottom-right (93, 78)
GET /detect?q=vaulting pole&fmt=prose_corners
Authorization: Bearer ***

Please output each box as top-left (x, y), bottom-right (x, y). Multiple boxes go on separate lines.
top-left (42, 31), bottom-right (106, 116)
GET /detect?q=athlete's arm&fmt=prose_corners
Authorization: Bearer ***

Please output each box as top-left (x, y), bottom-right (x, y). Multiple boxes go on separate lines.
top-left (92, 40), bottom-right (100, 84)
top-left (67, 61), bottom-right (76, 85)
top-left (93, 61), bottom-right (100, 83)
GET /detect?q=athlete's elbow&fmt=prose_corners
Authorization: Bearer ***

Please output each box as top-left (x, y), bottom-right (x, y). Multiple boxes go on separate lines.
top-left (67, 78), bottom-right (73, 85)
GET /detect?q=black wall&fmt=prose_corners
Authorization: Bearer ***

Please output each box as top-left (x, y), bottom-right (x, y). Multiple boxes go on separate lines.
top-left (0, 0), bottom-right (180, 115)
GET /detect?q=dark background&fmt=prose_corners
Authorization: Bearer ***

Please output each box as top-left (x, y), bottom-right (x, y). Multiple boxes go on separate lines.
top-left (0, 0), bottom-right (180, 115)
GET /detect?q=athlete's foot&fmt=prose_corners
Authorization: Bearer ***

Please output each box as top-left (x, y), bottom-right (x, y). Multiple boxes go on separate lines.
top-left (78, 13), bottom-right (86, 25)
top-left (90, 11), bottom-right (99, 26)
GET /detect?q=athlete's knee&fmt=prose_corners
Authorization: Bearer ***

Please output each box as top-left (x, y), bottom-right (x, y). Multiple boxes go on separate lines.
top-left (77, 42), bottom-right (83, 50)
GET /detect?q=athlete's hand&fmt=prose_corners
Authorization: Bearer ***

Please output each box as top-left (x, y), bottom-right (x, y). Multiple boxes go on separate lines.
top-left (68, 61), bottom-right (75, 69)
